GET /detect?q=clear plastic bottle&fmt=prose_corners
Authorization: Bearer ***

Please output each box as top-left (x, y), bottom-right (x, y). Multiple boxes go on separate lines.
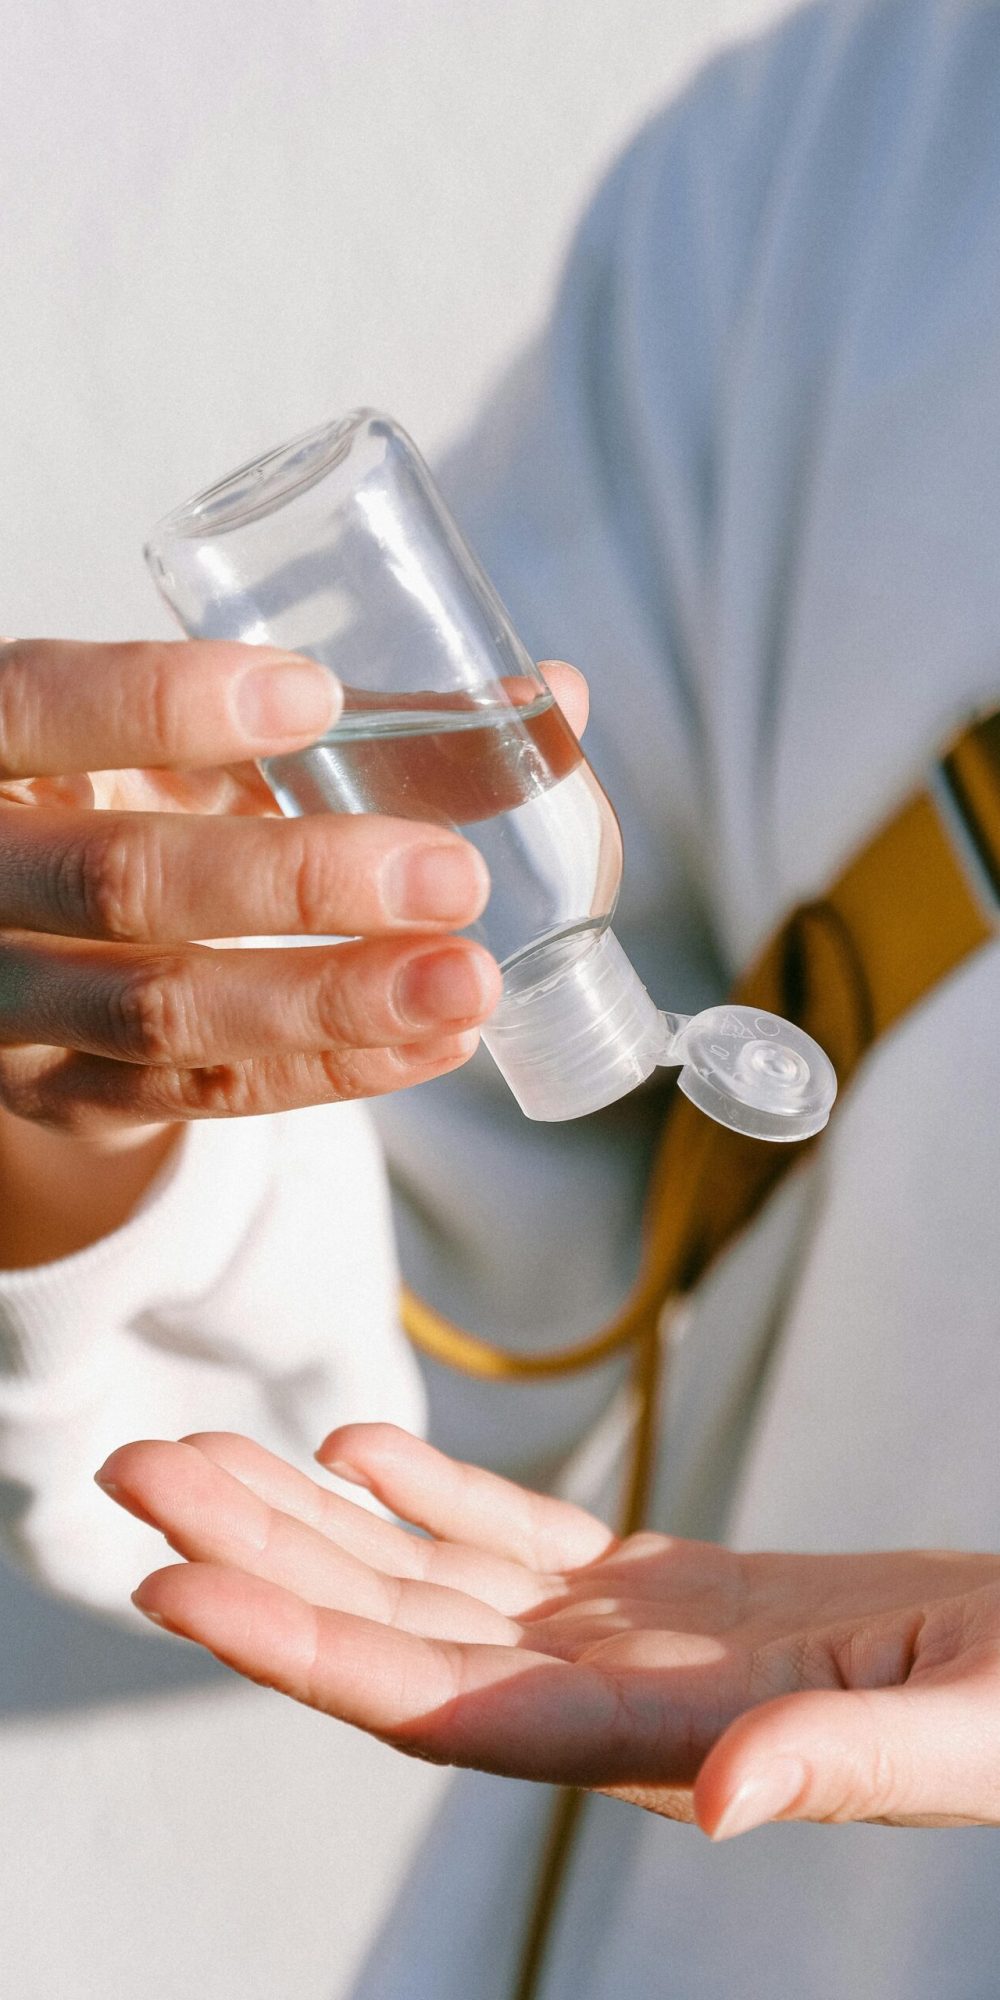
top-left (145, 410), bottom-right (835, 1137)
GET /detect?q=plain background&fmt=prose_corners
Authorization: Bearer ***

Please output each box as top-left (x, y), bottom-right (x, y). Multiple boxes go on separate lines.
top-left (2, 0), bottom-right (792, 639)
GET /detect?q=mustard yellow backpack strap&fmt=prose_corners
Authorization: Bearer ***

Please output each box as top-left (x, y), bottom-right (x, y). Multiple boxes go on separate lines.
top-left (400, 704), bottom-right (1000, 2000)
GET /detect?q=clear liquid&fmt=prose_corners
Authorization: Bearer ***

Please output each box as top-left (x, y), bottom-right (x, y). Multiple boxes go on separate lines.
top-left (262, 691), bottom-right (622, 968)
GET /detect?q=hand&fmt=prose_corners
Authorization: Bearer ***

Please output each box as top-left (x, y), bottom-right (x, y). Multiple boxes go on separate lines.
top-left (0, 639), bottom-right (584, 1256)
top-left (0, 637), bottom-right (503, 1139)
top-left (96, 1425), bottom-right (1000, 1839)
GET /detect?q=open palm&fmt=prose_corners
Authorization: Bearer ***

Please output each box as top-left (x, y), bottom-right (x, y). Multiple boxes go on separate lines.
top-left (97, 1425), bottom-right (1000, 1839)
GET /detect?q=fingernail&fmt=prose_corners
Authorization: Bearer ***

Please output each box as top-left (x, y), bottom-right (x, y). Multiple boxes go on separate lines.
top-left (383, 842), bottom-right (490, 923)
top-left (131, 1593), bottom-right (168, 1629)
top-left (93, 1472), bottom-right (121, 1498)
top-left (397, 946), bottom-right (497, 1026)
top-left (319, 1456), bottom-right (372, 1489)
top-left (234, 655), bottom-right (340, 743)
top-left (711, 1758), bottom-right (806, 1840)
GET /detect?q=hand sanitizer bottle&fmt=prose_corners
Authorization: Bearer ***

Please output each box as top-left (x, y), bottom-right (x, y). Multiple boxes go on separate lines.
top-left (146, 410), bottom-right (835, 1136)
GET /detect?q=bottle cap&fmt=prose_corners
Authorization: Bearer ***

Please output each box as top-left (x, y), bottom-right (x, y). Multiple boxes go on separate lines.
top-left (670, 1005), bottom-right (837, 1141)
top-left (482, 931), bottom-right (838, 1136)
top-left (482, 929), bottom-right (672, 1122)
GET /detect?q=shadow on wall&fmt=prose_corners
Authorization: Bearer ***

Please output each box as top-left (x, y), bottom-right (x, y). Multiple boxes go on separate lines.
top-left (0, 1553), bottom-right (225, 1716)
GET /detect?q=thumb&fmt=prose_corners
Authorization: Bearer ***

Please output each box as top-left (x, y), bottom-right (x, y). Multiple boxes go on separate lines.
top-left (538, 660), bottom-right (589, 738)
top-left (693, 1677), bottom-right (1000, 1839)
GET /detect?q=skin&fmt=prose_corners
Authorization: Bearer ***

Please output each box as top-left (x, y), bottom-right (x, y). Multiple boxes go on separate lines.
top-left (97, 1424), bottom-right (1000, 1842)
top-left (0, 636), bottom-right (586, 1265)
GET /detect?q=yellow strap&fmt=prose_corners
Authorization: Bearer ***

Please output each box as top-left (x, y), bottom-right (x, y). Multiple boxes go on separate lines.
top-left (943, 710), bottom-right (1000, 904)
top-left (399, 706), bottom-right (1000, 2000)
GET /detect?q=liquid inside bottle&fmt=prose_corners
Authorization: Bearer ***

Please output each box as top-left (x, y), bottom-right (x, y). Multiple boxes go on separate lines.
top-left (262, 686), bottom-right (623, 970)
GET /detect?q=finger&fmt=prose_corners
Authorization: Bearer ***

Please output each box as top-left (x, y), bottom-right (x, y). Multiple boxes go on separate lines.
top-left (539, 661), bottom-right (589, 737)
top-left (0, 639), bottom-right (340, 776)
top-left (0, 1031), bottom-right (482, 1133)
top-left (185, 1432), bottom-right (555, 1617)
top-left (0, 808), bottom-right (490, 942)
top-left (132, 1563), bottom-right (631, 1783)
top-left (316, 1424), bottom-right (616, 1572)
top-left (0, 934), bottom-right (499, 1065)
top-left (81, 758), bottom-right (274, 820)
top-left (695, 1674), bottom-right (1000, 1837)
top-left (694, 1598), bottom-right (1000, 1838)
top-left (96, 1442), bottom-right (518, 1645)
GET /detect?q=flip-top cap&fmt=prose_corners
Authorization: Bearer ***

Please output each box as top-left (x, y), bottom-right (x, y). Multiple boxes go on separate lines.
top-left (672, 1006), bottom-right (837, 1141)
top-left (483, 928), bottom-right (671, 1122)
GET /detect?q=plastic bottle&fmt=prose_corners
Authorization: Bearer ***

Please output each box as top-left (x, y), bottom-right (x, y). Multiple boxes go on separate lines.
top-left (145, 409), bottom-right (835, 1136)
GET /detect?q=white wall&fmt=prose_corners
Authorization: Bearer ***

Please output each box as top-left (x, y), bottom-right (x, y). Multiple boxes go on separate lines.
top-left (1, 0), bottom-right (792, 639)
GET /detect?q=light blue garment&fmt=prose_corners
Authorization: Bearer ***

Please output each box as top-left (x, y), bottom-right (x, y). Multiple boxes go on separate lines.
top-left (368, 4), bottom-right (1000, 1994)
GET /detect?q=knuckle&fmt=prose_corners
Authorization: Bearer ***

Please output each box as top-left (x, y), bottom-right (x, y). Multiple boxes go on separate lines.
top-left (167, 1062), bottom-right (253, 1118)
top-left (313, 1047), bottom-right (364, 1099)
top-left (821, 1735), bottom-right (896, 1825)
top-left (310, 960), bottom-right (367, 1046)
top-left (127, 645), bottom-right (187, 756)
top-left (289, 828), bottom-right (344, 935)
top-left (113, 956), bottom-right (194, 1063)
top-left (791, 1695), bottom-right (898, 1826)
top-left (70, 820), bottom-right (160, 942)
top-left (860, 1736), bottom-right (898, 1821)
top-left (0, 649), bottom-right (40, 778)
top-left (311, 1044), bottom-right (422, 1102)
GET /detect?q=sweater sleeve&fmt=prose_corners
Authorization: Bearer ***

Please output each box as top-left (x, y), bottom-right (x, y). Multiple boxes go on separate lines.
top-left (0, 1100), bottom-right (425, 1617)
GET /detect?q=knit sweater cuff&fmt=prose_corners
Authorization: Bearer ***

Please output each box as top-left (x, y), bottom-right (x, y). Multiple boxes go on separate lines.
top-left (0, 1117), bottom-right (275, 1385)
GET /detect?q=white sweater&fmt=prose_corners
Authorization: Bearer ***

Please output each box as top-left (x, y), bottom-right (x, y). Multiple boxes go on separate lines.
top-left (6, 3), bottom-right (1000, 1997)
top-left (0, 1105), bottom-right (424, 1612)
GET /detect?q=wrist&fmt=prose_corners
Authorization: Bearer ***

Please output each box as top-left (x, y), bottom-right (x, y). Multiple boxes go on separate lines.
top-left (0, 1109), bottom-right (182, 1269)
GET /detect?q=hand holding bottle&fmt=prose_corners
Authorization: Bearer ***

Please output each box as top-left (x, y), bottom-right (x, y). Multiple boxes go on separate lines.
top-left (149, 410), bottom-right (835, 1133)
top-left (0, 635), bottom-right (546, 1260)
